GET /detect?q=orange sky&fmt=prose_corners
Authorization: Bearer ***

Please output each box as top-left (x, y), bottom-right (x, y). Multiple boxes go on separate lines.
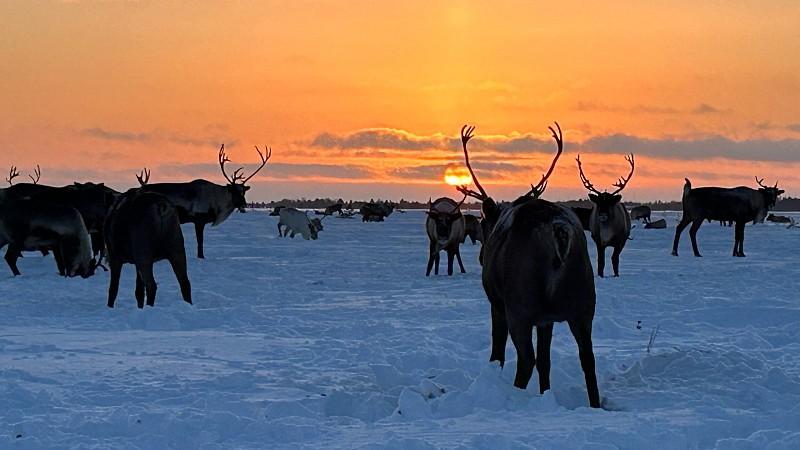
top-left (1, 0), bottom-right (799, 201)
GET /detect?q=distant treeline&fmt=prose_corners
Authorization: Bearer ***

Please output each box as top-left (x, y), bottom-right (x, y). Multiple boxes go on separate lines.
top-left (249, 197), bottom-right (800, 212)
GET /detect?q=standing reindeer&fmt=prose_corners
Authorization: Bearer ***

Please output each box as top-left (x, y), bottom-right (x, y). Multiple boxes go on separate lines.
top-left (105, 189), bottom-right (192, 308)
top-left (456, 123), bottom-right (600, 408)
top-left (672, 177), bottom-right (784, 257)
top-left (136, 144), bottom-right (270, 258)
top-left (425, 196), bottom-right (466, 276)
top-left (576, 154), bottom-right (634, 277)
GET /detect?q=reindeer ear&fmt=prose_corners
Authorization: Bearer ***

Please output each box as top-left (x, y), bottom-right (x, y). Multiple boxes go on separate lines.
top-left (612, 194), bottom-right (622, 203)
top-left (244, 186), bottom-right (251, 192)
top-left (588, 194), bottom-right (599, 203)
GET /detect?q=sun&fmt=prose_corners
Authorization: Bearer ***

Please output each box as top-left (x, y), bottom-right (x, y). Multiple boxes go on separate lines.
top-left (443, 165), bottom-right (472, 186)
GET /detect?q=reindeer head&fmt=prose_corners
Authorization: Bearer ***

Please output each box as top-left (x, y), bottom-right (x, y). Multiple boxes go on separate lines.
top-left (577, 154), bottom-right (635, 223)
top-left (755, 177), bottom-right (784, 208)
top-left (455, 122), bottom-right (564, 263)
top-left (427, 197), bottom-right (465, 242)
top-left (218, 144), bottom-right (272, 212)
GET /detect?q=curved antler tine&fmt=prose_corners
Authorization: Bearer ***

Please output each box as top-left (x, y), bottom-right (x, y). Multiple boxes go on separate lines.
top-left (576, 154), bottom-right (601, 195)
top-left (451, 192), bottom-right (468, 213)
top-left (458, 124), bottom-right (488, 201)
top-left (218, 143), bottom-right (236, 184)
top-left (241, 145), bottom-right (272, 184)
top-left (526, 122), bottom-right (565, 198)
top-left (610, 153), bottom-right (635, 195)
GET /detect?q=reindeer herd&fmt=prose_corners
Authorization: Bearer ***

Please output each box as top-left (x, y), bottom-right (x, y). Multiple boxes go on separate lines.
top-left (425, 122), bottom-right (787, 408)
top-left (0, 122), bottom-right (790, 409)
top-left (0, 144), bottom-right (270, 307)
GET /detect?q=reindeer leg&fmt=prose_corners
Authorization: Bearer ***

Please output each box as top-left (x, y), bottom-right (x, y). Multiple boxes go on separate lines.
top-left (137, 263), bottom-right (157, 307)
top-left (672, 217), bottom-right (691, 256)
top-left (568, 318), bottom-right (600, 408)
top-left (169, 251), bottom-right (192, 304)
top-left (489, 302), bottom-right (508, 367)
top-left (446, 250), bottom-right (455, 276)
top-left (734, 221), bottom-right (746, 257)
top-left (536, 323), bottom-right (554, 394)
top-left (4, 245), bottom-right (22, 276)
top-left (455, 249), bottom-right (466, 273)
top-left (134, 271), bottom-right (145, 308)
top-left (596, 243), bottom-right (606, 277)
top-left (689, 219), bottom-right (703, 257)
top-left (434, 251), bottom-right (440, 275)
top-left (611, 245), bottom-right (622, 277)
top-left (508, 319), bottom-right (535, 389)
top-left (425, 242), bottom-right (436, 276)
top-left (194, 222), bottom-right (206, 259)
top-left (277, 223), bottom-right (283, 237)
top-left (107, 259), bottom-right (122, 308)
top-left (53, 247), bottom-right (66, 276)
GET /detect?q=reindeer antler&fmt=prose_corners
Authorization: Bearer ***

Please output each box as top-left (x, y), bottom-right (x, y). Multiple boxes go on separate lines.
top-left (219, 144), bottom-right (271, 185)
top-left (610, 153), bottom-right (635, 195)
top-left (6, 166), bottom-right (20, 186)
top-left (136, 167), bottom-right (150, 186)
top-left (28, 165), bottom-right (41, 184)
top-left (457, 125), bottom-right (489, 201)
top-left (525, 122), bottom-right (563, 198)
top-left (242, 145), bottom-right (271, 184)
top-left (577, 153), bottom-right (635, 195)
top-left (576, 155), bottom-right (601, 195)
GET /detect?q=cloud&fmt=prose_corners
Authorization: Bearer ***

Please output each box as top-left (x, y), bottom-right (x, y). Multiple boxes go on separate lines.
top-left (81, 127), bottom-right (236, 148)
top-left (309, 128), bottom-right (557, 153)
top-left (153, 162), bottom-right (373, 181)
top-left (82, 128), bottom-right (150, 142)
top-left (311, 128), bottom-right (443, 151)
top-left (573, 101), bottom-right (725, 115)
top-left (579, 135), bottom-right (800, 162)
top-left (787, 123), bottom-right (800, 133)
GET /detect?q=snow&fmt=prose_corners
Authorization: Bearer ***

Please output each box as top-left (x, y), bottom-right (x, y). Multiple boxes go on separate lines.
top-left (1, 209), bottom-right (799, 449)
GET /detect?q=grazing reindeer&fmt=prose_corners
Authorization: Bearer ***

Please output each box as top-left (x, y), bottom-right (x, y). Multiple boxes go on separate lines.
top-left (425, 196), bottom-right (467, 276)
top-left (360, 201), bottom-right (395, 222)
top-left (672, 177), bottom-right (784, 257)
top-left (324, 201), bottom-right (344, 216)
top-left (462, 214), bottom-right (483, 245)
top-left (0, 199), bottom-right (97, 277)
top-left (576, 154), bottom-right (634, 277)
top-left (630, 205), bottom-right (651, 223)
top-left (277, 207), bottom-right (324, 240)
top-left (456, 123), bottom-right (600, 408)
top-left (138, 144), bottom-right (271, 258)
top-left (30, 182), bottom-right (119, 273)
top-left (105, 189), bottom-right (192, 308)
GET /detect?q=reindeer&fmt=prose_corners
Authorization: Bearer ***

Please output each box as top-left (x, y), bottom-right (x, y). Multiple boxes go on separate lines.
top-left (630, 205), bottom-right (651, 223)
top-left (137, 144), bottom-right (270, 258)
top-left (277, 207), bottom-right (324, 240)
top-left (324, 201), bottom-right (344, 216)
top-left (425, 196), bottom-right (467, 276)
top-left (28, 182), bottom-right (119, 273)
top-left (672, 177), bottom-right (784, 257)
top-left (462, 214), bottom-right (484, 245)
top-left (576, 154), bottom-right (634, 277)
top-left (456, 123), bottom-right (600, 408)
top-left (0, 199), bottom-right (98, 277)
top-left (105, 189), bottom-right (192, 308)
top-left (360, 201), bottom-right (394, 222)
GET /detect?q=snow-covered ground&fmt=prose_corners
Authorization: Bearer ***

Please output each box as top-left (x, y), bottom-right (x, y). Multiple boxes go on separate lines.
top-left (1, 209), bottom-right (799, 449)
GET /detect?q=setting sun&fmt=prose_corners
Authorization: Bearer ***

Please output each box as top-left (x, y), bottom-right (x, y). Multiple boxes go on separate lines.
top-left (443, 165), bottom-right (473, 186)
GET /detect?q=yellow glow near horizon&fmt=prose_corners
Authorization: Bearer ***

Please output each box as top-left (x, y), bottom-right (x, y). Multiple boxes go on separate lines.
top-left (444, 166), bottom-right (473, 186)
